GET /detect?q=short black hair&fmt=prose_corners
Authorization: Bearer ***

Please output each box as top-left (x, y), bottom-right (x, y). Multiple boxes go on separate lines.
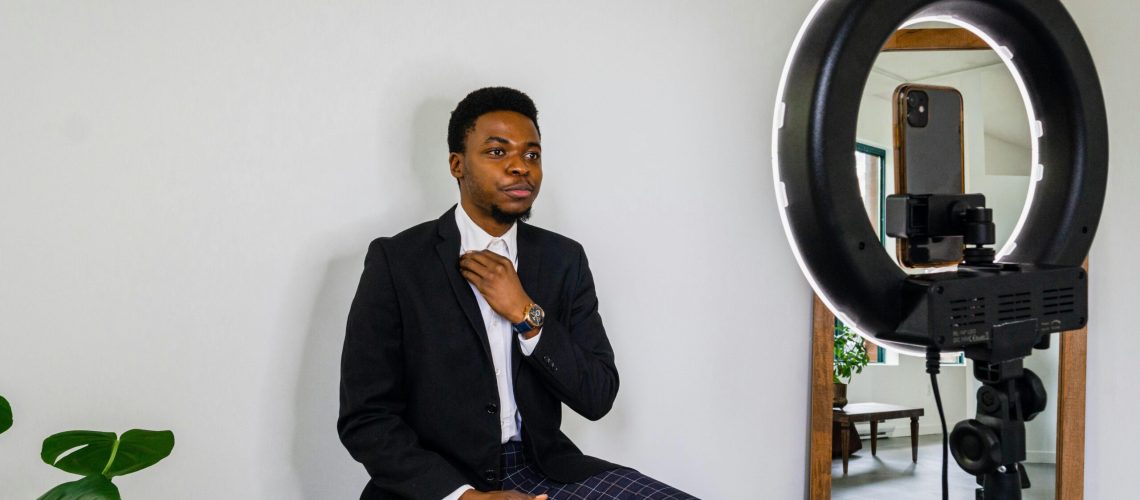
top-left (447, 87), bottom-right (540, 154)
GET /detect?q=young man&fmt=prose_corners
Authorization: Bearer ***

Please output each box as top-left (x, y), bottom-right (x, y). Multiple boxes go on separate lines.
top-left (338, 87), bottom-right (693, 499)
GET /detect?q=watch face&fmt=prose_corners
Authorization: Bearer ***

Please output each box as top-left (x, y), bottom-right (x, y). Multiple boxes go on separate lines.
top-left (527, 305), bottom-right (545, 326)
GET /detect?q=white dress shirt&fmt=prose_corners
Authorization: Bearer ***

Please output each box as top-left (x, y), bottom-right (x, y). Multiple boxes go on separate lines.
top-left (445, 206), bottom-right (542, 500)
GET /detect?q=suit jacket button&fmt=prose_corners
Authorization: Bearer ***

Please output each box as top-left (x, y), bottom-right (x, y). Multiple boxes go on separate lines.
top-left (484, 469), bottom-right (497, 482)
top-left (485, 403), bottom-right (498, 414)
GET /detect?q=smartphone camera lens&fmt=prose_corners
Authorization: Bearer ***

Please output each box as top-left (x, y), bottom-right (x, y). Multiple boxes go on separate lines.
top-left (907, 90), bottom-right (929, 128)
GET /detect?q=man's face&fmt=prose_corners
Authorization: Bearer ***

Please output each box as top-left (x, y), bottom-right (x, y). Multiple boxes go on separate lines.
top-left (450, 110), bottom-right (543, 224)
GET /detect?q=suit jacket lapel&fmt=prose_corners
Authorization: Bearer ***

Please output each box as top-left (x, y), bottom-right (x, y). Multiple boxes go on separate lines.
top-left (513, 222), bottom-right (542, 379)
top-left (435, 206), bottom-right (492, 361)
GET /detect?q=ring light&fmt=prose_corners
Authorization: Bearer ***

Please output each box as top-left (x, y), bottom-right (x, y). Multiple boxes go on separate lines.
top-left (772, 0), bottom-right (1107, 352)
top-left (772, 2), bottom-right (1108, 496)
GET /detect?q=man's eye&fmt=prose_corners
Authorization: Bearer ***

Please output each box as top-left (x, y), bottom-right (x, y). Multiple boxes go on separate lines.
top-left (524, 152), bottom-right (541, 160)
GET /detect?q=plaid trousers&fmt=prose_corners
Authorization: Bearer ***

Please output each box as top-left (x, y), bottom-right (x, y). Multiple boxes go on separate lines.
top-left (498, 442), bottom-right (698, 500)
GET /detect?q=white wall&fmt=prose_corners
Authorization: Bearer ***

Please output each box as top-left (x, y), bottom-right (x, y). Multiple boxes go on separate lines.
top-left (1, 1), bottom-right (1136, 499)
top-left (1022, 343), bottom-right (1060, 463)
top-left (0, 1), bottom-right (812, 498)
top-left (845, 357), bottom-right (970, 439)
top-left (1060, 2), bottom-right (1140, 499)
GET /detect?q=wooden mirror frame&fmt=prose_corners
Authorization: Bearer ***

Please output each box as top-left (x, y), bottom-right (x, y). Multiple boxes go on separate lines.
top-left (806, 28), bottom-right (1088, 500)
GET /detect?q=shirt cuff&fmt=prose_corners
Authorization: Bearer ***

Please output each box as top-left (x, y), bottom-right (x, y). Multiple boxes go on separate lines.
top-left (518, 328), bottom-right (542, 356)
top-left (443, 485), bottom-right (474, 500)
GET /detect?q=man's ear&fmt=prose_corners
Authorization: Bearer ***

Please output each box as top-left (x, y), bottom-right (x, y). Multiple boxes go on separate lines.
top-left (449, 152), bottom-right (463, 181)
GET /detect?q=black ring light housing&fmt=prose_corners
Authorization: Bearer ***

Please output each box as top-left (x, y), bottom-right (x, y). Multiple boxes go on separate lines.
top-left (774, 1), bottom-right (1108, 496)
top-left (772, 0), bottom-right (1107, 353)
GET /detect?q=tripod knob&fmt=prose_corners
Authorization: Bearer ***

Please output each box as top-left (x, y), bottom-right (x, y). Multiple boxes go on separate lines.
top-left (950, 419), bottom-right (1002, 475)
top-left (1017, 369), bottom-right (1048, 421)
top-left (962, 206), bottom-right (995, 246)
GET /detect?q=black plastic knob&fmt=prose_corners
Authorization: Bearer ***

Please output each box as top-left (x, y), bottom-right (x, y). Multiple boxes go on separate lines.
top-left (1016, 369), bottom-right (1048, 422)
top-left (950, 419), bottom-right (1002, 475)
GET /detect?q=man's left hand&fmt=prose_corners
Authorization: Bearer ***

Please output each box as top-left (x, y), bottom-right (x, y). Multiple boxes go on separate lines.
top-left (459, 250), bottom-right (532, 325)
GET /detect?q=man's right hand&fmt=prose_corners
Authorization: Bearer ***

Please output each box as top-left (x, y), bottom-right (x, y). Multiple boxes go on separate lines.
top-left (459, 489), bottom-right (548, 500)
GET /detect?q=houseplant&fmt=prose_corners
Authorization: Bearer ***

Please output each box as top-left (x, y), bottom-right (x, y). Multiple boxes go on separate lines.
top-left (833, 322), bottom-right (870, 408)
top-left (0, 393), bottom-right (174, 499)
top-left (38, 428), bottom-right (175, 500)
top-left (1, 395), bottom-right (11, 436)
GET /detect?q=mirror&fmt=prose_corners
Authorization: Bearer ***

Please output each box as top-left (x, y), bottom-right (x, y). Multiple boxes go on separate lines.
top-left (856, 25), bottom-right (1031, 269)
top-left (827, 23), bottom-right (1057, 499)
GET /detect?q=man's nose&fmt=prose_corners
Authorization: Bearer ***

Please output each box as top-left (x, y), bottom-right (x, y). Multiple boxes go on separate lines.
top-left (507, 158), bottom-right (529, 176)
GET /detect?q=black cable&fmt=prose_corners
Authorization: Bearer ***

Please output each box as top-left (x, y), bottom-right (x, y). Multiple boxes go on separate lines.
top-left (926, 347), bottom-right (949, 500)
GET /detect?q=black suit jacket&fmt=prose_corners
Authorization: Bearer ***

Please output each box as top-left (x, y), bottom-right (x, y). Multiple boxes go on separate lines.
top-left (338, 206), bottom-right (622, 499)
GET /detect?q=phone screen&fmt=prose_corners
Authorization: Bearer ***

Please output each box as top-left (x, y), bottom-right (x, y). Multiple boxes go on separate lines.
top-left (894, 84), bottom-right (965, 267)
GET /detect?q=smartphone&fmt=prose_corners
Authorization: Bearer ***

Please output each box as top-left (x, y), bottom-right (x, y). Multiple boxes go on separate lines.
top-left (893, 83), bottom-right (965, 268)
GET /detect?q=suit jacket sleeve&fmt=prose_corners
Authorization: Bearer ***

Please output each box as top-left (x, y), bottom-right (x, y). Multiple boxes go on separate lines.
top-left (524, 245), bottom-right (619, 421)
top-left (338, 238), bottom-right (467, 498)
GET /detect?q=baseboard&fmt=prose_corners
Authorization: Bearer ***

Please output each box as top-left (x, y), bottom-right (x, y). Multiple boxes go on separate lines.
top-left (857, 423), bottom-right (948, 437)
top-left (854, 422), bottom-right (946, 439)
top-left (852, 422), bottom-right (1057, 464)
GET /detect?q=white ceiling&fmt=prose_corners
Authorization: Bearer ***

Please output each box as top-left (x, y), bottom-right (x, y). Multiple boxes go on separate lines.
top-left (872, 50), bottom-right (1002, 87)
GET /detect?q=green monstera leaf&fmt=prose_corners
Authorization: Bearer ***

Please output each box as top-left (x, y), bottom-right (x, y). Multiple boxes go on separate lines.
top-left (42, 431), bottom-right (117, 476)
top-left (41, 429), bottom-right (174, 478)
top-left (0, 395), bottom-right (11, 435)
top-left (37, 475), bottom-right (121, 500)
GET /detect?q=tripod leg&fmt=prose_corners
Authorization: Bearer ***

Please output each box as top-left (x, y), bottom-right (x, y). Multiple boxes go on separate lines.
top-left (952, 360), bottom-right (1046, 499)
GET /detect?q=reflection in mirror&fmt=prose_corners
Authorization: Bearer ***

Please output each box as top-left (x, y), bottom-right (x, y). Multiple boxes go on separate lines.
top-left (831, 24), bottom-right (1056, 499)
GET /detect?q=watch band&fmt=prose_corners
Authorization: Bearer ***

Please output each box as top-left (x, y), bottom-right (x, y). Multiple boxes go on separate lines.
top-left (511, 318), bottom-right (534, 335)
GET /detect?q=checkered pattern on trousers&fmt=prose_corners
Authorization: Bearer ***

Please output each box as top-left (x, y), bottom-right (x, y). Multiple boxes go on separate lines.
top-left (498, 442), bottom-right (698, 500)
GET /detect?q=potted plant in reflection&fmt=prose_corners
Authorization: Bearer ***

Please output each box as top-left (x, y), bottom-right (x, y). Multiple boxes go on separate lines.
top-left (833, 322), bottom-right (870, 409)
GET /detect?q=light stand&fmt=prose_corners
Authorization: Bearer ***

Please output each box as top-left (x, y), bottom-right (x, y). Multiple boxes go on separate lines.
top-left (954, 351), bottom-right (1048, 499)
top-left (772, 1), bottom-right (1107, 498)
top-left (886, 193), bottom-right (1067, 498)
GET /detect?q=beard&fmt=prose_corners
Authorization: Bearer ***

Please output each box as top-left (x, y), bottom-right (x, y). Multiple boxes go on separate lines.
top-left (491, 204), bottom-right (532, 225)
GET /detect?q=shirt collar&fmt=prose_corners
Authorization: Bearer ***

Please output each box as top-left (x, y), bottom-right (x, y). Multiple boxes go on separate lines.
top-left (455, 204), bottom-right (518, 262)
